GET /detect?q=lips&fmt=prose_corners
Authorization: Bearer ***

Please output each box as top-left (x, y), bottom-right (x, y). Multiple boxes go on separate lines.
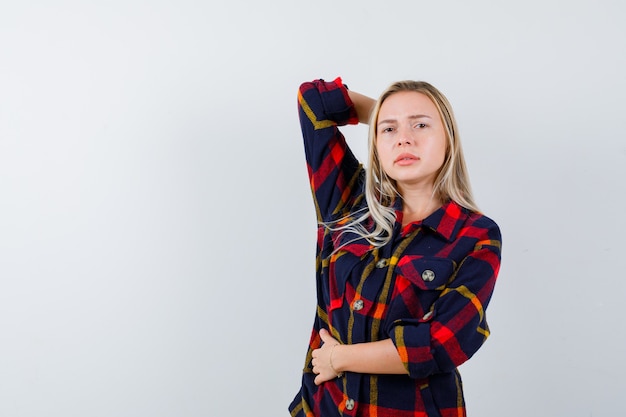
top-left (394, 153), bottom-right (419, 164)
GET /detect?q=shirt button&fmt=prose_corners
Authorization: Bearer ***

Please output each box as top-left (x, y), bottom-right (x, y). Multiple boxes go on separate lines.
top-left (345, 398), bottom-right (355, 411)
top-left (421, 269), bottom-right (435, 282)
top-left (376, 259), bottom-right (388, 268)
top-left (353, 299), bottom-right (364, 311)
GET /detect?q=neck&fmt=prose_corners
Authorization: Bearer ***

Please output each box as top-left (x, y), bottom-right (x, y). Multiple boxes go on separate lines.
top-left (398, 185), bottom-right (442, 226)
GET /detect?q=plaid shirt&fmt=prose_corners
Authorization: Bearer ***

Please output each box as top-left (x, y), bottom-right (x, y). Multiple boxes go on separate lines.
top-left (289, 78), bottom-right (502, 417)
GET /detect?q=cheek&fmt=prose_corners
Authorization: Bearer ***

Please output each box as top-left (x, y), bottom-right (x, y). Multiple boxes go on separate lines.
top-left (432, 137), bottom-right (448, 164)
top-left (437, 144), bottom-right (448, 163)
top-left (376, 139), bottom-right (393, 154)
top-left (375, 143), bottom-right (392, 166)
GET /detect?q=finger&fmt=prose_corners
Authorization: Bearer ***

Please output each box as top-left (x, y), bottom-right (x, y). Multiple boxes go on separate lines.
top-left (319, 328), bottom-right (330, 343)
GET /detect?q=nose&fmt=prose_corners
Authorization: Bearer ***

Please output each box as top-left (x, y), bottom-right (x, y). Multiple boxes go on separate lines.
top-left (396, 125), bottom-right (413, 146)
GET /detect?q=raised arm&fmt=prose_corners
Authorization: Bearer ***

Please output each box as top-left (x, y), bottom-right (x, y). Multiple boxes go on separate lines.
top-left (347, 90), bottom-right (376, 125)
top-left (297, 78), bottom-right (361, 222)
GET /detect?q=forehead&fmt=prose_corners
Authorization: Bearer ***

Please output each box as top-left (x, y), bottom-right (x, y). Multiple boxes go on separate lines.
top-left (378, 91), bottom-right (439, 120)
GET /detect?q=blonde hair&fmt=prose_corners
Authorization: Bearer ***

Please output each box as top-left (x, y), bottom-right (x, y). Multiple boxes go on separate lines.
top-left (333, 81), bottom-right (478, 249)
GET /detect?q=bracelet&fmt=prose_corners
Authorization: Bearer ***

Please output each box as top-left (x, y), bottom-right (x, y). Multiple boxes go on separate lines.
top-left (329, 344), bottom-right (344, 378)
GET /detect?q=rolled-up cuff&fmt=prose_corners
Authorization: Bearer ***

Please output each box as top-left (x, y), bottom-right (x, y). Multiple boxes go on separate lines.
top-left (389, 322), bottom-right (440, 379)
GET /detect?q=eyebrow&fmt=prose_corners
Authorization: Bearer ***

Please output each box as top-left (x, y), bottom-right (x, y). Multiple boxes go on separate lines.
top-left (377, 114), bottom-right (432, 126)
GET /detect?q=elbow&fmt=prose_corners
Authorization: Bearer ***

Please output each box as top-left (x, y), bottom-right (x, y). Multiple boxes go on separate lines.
top-left (390, 320), bottom-right (490, 379)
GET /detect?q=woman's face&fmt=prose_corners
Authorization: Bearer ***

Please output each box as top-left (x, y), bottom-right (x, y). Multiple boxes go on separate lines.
top-left (375, 91), bottom-right (447, 192)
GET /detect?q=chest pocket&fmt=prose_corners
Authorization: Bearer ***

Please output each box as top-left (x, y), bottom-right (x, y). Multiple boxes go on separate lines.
top-left (395, 256), bottom-right (455, 290)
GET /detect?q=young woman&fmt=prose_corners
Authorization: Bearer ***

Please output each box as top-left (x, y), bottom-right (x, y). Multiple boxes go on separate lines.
top-left (289, 77), bottom-right (502, 417)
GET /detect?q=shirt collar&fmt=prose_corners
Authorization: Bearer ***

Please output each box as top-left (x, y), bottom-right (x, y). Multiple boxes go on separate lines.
top-left (394, 200), bottom-right (468, 242)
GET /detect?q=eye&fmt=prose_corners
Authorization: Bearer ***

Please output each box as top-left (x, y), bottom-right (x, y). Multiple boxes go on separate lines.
top-left (379, 126), bottom-right (394, 134)
top-left (414, 123), bottom-right (427, 129)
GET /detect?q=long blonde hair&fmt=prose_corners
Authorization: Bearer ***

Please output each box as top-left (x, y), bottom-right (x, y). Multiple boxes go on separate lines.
top-left (333, 81), bottom-right (478, 248)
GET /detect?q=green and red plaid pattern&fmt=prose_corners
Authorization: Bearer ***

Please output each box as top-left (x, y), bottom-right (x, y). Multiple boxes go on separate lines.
top-left (290, 78), bottom-right (502, 417)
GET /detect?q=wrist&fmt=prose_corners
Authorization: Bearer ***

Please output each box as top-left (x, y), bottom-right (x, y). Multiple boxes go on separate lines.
top-left (329, 344), bottom-right (344, 378)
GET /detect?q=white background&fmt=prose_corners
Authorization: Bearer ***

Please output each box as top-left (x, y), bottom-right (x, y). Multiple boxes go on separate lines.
top-left (1, 1), bottom-right (625, 416)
